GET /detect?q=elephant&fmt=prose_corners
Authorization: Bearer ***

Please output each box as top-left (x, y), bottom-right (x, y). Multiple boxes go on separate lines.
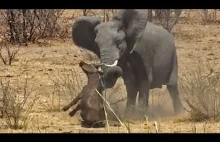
top-left (71, 9), bottom-right (184, 116)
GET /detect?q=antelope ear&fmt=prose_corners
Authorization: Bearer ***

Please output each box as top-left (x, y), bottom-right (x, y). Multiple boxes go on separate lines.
top-left (79, 61), bottom-right (96, 74)
top-left (72, 16), bottom-right (101, 57)
top-left (112, 9), bottom-right (148, 53)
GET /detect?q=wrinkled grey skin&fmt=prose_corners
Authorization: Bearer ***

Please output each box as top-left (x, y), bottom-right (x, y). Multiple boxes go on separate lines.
top-left (71, 9), bottom-right (183, 115)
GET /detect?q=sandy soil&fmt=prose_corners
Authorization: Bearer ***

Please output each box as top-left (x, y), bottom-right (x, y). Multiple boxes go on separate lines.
top-left (0, 9), bottom-right (220, 133)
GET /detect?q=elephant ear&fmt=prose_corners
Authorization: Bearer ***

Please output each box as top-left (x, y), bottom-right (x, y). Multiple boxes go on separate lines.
top-left (72, 16), bottom-right (101, 57)
top-left (112, 9), bottom-right (148, 53)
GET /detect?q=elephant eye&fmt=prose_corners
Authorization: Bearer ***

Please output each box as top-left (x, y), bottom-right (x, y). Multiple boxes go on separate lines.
top-left (118, 42), bottom-right (125, 55)
top-left (116, 39), bottom-right (122, 45)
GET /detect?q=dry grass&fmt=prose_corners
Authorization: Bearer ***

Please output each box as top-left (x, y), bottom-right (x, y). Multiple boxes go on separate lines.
top-left (39, 67), bottom-right (84, 112)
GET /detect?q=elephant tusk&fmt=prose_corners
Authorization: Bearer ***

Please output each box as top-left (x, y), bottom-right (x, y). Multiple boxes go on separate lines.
top-left (103, 60), bottom-right (118, 67)
top-left (98, 67), bottom-right (103, 72)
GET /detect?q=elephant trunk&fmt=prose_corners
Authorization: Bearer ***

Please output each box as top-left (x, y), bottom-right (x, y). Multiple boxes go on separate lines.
top-left (102, 65), bottom-right (122, 88)
top-left (99, 49), bottom-right (122, 88)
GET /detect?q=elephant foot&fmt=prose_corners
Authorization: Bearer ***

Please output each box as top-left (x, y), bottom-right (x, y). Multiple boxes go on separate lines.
top-left (173, 101), bottom-right (184, 115)
top-left (137, 103), bottom-right (149, 114)
top-left (124, 106), bottom-right (136, 120)
top-left (136, 109), bottom-right (149, 120)
top-left (174, 107), bottom-right (184, 115)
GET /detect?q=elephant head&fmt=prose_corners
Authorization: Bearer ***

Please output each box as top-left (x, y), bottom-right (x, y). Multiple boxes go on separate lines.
top-left (72, 9), bottom-right (148, 88)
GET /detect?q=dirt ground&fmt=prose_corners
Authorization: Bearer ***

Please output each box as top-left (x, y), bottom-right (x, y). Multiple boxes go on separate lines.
top-left (1, 9), bottom-right (220, 133)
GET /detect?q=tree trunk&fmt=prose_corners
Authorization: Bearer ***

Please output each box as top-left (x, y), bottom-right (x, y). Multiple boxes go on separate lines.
top-left (22, 9), bottom-right (27, 46)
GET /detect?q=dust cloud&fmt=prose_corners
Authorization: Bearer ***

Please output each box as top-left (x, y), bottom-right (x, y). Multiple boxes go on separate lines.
top-left (105, 81), bottom-right (184, 122)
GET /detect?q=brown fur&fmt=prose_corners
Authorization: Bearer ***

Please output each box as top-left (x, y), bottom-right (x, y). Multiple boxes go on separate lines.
top-left (62, 61), bottom-right (105, 127)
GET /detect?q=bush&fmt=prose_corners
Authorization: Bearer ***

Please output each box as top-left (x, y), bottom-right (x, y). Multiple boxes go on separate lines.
top-left (80, 9), bottom-right (119, 22)
top-left (179, 59), bottom-right (220, 121)
top-left (148, 9), bottom-right (182, 32)
top-left (0, 9), bottom-right (67, 44)
top-left (0, 41), bottom-right (19, 65)
top-left (202, 9), bottom-right (217, 24)
top-left (0, 73), bottom-right (39, 129)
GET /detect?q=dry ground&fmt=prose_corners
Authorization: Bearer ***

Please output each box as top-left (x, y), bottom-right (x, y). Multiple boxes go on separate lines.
top-left (1, 10), bottom-right (220, 133)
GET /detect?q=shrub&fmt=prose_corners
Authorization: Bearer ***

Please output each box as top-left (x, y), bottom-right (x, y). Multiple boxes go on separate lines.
top-left (0, 9), bottom-right (66, 44)
top-left (0, 73), bottom-right (39, 129)
top-left (148, 9), bottom-right (182, 32)
top-left (179, 59), bottom-right (220, 121)
top-left (0, 41), bottom-right (19, 65)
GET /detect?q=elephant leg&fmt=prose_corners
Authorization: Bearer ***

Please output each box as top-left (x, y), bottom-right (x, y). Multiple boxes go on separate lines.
top-left (138, 79), bottom-right (150, 115)
top-left (167, 51), bottom-right (184, 114)
top-left (122, 64), bottom-right (138, 116)
top-left (124, 82), bottom-right (138, 116)
top-left (62, 93), bottom-right (83, 111)
top-left (167, 84), bottom-right (183, 114)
